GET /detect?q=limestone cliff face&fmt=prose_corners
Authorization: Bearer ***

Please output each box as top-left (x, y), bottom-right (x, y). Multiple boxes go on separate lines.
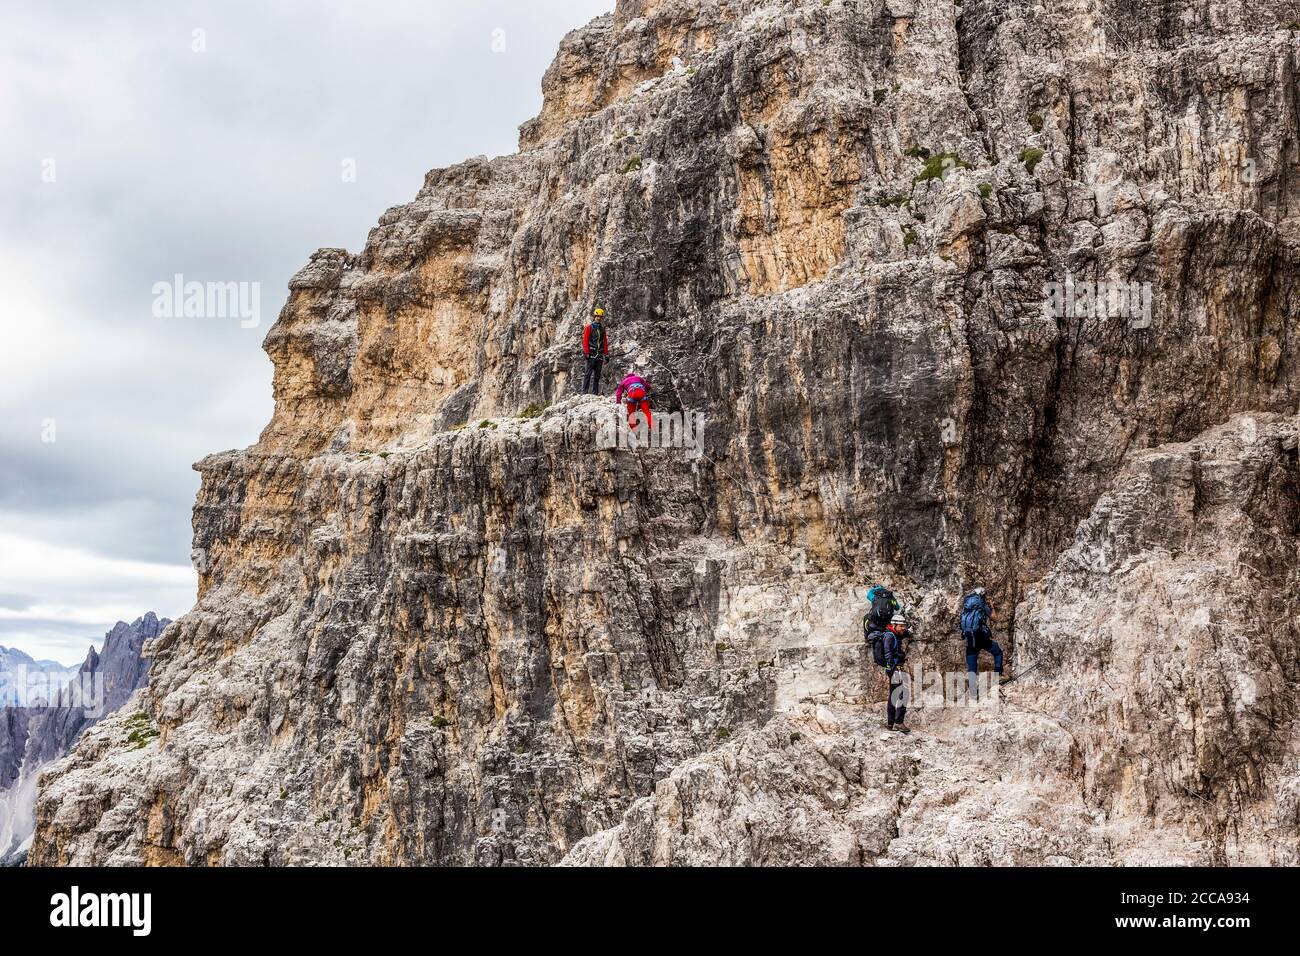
top-left (31, 0), bottom-right (1300, 865)
top-left (562, 415), bottom-right (1300, 865)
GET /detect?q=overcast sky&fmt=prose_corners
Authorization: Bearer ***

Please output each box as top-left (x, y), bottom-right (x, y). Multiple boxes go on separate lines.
top-left (0, 0), bottom-right (612, 664)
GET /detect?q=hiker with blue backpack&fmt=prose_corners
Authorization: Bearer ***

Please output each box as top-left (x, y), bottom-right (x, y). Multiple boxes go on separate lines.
top-left (959, 587), bottom-right (1004, 698)
top-left (864, 585), bottom-right (910, 733)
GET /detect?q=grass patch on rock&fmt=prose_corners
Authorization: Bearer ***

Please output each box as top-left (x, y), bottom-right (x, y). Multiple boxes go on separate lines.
top-left (913, 152), bottom-right (971, 183)
top-left (1019, 147), bottom-right (1045, 172)
top-left (124, 712), bottom-right (160, 750)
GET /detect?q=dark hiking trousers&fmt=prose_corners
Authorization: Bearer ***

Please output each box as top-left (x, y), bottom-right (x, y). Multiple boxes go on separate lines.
top-left (887, 667), bottom-right (907, 727)
top-left (583, 357), bottom-right (604, 394)
top-left (965, 631), bottom-right (1003, 700)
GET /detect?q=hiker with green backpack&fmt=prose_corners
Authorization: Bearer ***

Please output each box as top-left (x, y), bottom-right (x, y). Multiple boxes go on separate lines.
top-left (864, 585), bottom-right (910, 733)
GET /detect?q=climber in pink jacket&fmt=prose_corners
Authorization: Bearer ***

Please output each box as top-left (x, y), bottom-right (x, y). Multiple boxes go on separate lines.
top-left (614, 373), bottom-right (652, 431)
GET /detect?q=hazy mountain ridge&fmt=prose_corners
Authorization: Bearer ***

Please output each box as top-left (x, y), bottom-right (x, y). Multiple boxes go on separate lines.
top-left (0, 647), bottom-right (78, 709)
top-left (1, 614), bottom-right (160, 863)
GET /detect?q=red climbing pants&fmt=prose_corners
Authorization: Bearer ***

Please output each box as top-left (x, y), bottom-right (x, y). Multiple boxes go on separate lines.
top-left (625, 400), bottom-right (652, 432)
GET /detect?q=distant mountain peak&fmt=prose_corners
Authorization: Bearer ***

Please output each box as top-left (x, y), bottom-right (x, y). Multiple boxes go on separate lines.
top-left (1, 613), bottom-right (158, 862)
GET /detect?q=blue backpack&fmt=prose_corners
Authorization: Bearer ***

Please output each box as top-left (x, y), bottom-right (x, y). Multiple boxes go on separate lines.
top-left (865, 585), bottom-right (897, 631)
top-left (960, 593), bottom-right (989, 637)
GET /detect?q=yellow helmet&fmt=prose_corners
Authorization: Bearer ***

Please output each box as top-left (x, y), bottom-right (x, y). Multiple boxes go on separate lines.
top-left (593, 307), bottom-right (605, 317)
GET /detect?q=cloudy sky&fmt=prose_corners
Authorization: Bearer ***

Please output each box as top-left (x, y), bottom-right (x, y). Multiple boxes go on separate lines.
top-left (0, 0), bottom-right (612, 664)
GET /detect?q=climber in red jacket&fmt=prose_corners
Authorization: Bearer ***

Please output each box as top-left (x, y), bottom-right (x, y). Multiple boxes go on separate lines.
top-left (582, 307), bottom-right (610, 394)
top-left (614, 372), bottom-right (652, 432)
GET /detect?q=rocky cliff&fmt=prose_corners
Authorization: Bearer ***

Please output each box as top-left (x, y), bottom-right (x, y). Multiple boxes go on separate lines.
top-left (30, 0), bottom-right (1300, 866)
top-left (1, 615), bottom-right (158, 863)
